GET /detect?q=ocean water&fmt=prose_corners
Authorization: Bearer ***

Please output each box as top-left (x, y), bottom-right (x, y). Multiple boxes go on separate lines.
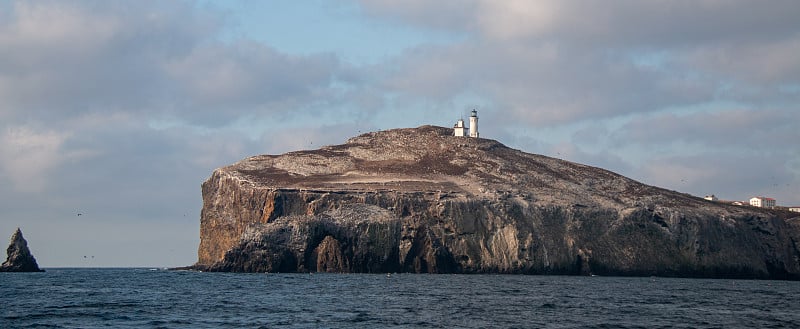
top-left (1, 268), bottom-right (798, 328)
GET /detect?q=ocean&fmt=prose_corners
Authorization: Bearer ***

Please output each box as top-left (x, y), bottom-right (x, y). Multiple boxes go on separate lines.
top-left (2, 268), bottom-right (798, 328)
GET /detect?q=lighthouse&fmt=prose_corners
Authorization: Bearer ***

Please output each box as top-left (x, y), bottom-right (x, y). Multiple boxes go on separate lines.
top-left (453, 109), bottom-right (480, 138)
top-left (468, 109), bottom-right (479, 138)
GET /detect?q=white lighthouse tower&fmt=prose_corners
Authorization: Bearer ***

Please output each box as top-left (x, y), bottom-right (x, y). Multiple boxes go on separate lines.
top-left (468, 109), bottom-right (479, 138)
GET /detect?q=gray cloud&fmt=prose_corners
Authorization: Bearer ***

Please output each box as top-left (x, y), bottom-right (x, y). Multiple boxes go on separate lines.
top-left (358, 1), bottom-right (800, 128)
top-left (612, 109), bottom-right (800, 149)
top-left (632, 152), bottom-right (799, 204)
top-left (164, 41), bottom-right (341, 126)
top-left (0, 1), bottom-right (342, 127)
top-left (681, 39), bottom-right (800, 86)
top-left (357, 1), bottom-right (800, 47)
top-left (377, 40), bottom-right (717, 127)
top-left (0, 1), bottom-right (216, 120)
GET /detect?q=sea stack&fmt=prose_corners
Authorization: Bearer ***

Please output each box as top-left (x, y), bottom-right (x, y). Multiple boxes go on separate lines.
top-left (1, 228), bottom-right (44, 272)
top-left (192, 126), bottom-right (800, 279)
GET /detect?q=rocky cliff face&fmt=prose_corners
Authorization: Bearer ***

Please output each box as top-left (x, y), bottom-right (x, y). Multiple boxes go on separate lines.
top-left (1, 228), bottom-right (44, 272)
top-left (193, 126), bottom-right (800, 279)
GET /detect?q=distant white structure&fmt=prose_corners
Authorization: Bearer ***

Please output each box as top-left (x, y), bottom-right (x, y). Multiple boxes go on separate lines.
top-left (454, 109), bottom-right (479, 138)
top-left (453, 118), bottom-right (466, 137)
top-left (789, 207), bottom-right (800, 213)
top-left (750, 196), bottom-right (776, 208)
top-left (704, 194), bottom-right (718, 201)
top-left (469, 110), bottom-right (479, 138)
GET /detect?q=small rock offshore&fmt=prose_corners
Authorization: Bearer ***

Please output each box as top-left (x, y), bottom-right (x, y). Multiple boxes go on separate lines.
top-left (1, 228), bottom-right (44, 272)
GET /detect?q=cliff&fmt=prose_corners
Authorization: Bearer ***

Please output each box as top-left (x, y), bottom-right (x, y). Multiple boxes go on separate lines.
top-left (1, 228), bottom-right (44, 272)
top-left (192, 126), bottom-right (800, 279)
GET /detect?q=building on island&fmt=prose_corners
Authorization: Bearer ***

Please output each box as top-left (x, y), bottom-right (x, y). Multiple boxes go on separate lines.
top-left (454, 109), bottom-right (479, 138)
top-left (750, 196), bottom-right (776, 208)
top-left (704, 194), bottom-right (718, 201)
top-left (469, 110), bottom-right (479, 138)
top-left (453, 118), bottom-right (466, 137)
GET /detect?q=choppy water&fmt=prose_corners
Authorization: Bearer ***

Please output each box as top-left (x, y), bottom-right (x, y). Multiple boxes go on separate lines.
top-left (2, 268), bottom-right (799, 328)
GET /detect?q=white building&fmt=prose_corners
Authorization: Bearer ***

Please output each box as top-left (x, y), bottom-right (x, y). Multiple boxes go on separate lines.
top-left (750, 196), bottom-right (776, 208)
top-left (454, 109), bottom-right (479, 138)
top-left (789, 207), bottom-right (800, 213)
top-left (453, 118), bottom-right (466, 137)
top-left (704, 194), bottom-right (718, 201)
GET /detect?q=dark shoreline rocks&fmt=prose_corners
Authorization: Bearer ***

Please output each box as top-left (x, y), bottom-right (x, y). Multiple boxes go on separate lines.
top-left (1, 228), bottom-right (44, 272)
top-left (190, 126), bottom-right (800, 279)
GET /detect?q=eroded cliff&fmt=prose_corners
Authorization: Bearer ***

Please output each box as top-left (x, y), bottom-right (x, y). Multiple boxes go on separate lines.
top-left (193, 126), bottom-right (800, 279)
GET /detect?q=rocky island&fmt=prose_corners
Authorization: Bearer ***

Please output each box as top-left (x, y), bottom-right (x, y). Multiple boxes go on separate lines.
top-left (191, 126), bottom-right (800, 279)
top-left (1, 228), bottom-right (44, 272)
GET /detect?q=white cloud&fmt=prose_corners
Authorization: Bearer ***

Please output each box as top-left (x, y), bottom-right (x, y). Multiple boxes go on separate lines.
top-left (474, 0), bottom-right (561, 40)
top-left (0, 1), bottom-right (119, 54)
top-left (0, 126), bottom-right (70, 192)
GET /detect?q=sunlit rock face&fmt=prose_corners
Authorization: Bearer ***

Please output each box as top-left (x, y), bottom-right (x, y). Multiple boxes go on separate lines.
top-left (193, 126), bottom-right (800, 279)
top-left (1, 228), bottom-right (44, 272)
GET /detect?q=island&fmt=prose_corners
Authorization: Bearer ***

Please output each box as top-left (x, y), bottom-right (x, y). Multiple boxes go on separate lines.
top-left (189, 126), bottom-right (800, 279)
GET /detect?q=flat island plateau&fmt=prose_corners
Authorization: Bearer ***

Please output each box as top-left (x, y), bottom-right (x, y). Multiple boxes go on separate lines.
top-left (191, 126), bottom-right (800, 279)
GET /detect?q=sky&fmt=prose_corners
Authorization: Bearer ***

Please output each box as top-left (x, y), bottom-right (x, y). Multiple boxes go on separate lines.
top-left (1, 0), bottom-right (798, 267)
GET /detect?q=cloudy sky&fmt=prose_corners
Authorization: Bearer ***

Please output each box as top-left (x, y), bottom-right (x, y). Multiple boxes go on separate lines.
top-left (1, 0), bottom-right (798, 267)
